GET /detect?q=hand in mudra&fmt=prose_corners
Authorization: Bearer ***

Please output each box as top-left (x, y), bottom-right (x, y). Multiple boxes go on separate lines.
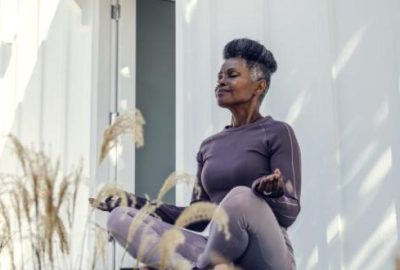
top-left (88, 195), bottom-right (122, 212)
top-left (256, 168), bottom-right (284, 197)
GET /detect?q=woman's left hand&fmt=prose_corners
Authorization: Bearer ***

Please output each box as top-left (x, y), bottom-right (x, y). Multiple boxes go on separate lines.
top-left (256, 168), bottom-right (284, 197)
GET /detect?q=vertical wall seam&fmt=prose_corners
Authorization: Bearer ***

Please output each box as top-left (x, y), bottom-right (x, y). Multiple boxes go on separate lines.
top-left (326, 0), bottom-right (345, 269)
top-left (63, 9), bottom-right (71, 175)
top-left (38, 0), bottom-right (45, 151)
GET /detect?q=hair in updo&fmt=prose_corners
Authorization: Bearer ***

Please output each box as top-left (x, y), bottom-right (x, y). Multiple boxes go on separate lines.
top-left (223, 38), bottom-right (277, 103)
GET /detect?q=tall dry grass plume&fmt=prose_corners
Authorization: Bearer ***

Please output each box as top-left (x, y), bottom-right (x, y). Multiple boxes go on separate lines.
top-left (91, 224), bottom-right (109, 270)
top-left (1, 106), bottom-right (238, 270)
top-left (152, 201), bottom-right (232, 269)
top-left (92, 184), bottom-right (136, 210)
top-left (90, 165), bottom-right (233, 269)
top-left (99, 109), bottom-right (145, 164)
top-left (0, 135), bottom-right (84, 270)
top-left (175, 202), bottom-right (230, 241)
top-left (158, 229), bottom-right (186, 270)
top-left (156, 171), bottom-right (201, 203)
top-left (0, 198), bottom-right (16, 270)
top-left (126, 175), bottom-right (231, 269)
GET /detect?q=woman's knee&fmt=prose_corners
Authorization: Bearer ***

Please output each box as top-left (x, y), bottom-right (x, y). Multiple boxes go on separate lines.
top-left (221, 186), bottom-right (262, 212)
top-left (226, 186), bottom-right (252, 197)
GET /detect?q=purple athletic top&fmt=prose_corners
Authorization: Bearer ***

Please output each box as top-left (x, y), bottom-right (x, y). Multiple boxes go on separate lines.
top-left (130, 115), bottom-right (301, 230)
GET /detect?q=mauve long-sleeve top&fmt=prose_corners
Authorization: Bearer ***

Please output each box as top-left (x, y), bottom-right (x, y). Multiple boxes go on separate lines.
top-left (132, 115), bottom-right (302, 231)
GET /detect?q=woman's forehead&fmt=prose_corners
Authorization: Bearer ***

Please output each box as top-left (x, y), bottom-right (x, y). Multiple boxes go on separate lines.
top-left (219, 57), bottom-right (248, 72)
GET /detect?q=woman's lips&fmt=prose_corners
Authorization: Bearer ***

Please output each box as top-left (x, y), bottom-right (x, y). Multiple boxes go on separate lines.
top-left (216, 89), bottom-right (232, 96)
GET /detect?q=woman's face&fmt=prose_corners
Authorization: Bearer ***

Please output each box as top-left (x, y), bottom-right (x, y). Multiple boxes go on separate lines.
top-left (215, 57), bottom-right (263, 108)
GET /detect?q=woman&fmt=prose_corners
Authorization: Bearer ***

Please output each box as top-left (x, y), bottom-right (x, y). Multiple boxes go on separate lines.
top-left (91, 38), bottom-right (301, 270)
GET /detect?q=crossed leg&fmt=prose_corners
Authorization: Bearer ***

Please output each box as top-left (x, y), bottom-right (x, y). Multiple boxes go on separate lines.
top-left (107, 207), bottom-right (207, 268)
top-left (107, 186), bottom-right (295, 270)
top-left (195, 186), bottom-right (295, 270)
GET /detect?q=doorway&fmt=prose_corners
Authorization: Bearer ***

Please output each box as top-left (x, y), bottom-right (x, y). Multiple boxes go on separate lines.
top-left (135, 0), bottom-right (176, 204)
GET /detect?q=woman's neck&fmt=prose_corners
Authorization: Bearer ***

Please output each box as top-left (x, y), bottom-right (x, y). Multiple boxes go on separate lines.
top-left (230, 111), bottom-right (263, 127)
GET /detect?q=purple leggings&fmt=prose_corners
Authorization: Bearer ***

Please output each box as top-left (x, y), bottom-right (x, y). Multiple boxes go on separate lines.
top-left (107, 186), bottom-right (296, 270)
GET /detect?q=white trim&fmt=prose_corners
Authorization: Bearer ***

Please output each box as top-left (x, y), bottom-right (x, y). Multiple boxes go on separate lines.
top-left (282, 122), bottom-right (296, 190)
top-left (175, 0), bottom-right (187, 206)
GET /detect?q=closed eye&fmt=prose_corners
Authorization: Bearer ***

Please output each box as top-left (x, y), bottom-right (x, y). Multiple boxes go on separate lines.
top-left (228, 71), bottom-right (239, 78)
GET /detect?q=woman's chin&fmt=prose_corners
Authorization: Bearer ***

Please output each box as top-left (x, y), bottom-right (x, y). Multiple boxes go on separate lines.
top-left (216, 99), bottom-right (230, 108)
top-left (217, 102), bottom-right (229, 108)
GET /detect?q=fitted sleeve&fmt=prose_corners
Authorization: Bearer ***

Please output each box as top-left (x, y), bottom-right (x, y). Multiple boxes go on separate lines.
top-left (184, 149), bottom-right (212, 231)
top-left (122, 150), bottom-right (210, 232)
top-left (121, 192), bottom-right (186, 225)
top-left (190, 150), bottom-right (211, 204)
top-left (252, 121), bottom-right (301, 227)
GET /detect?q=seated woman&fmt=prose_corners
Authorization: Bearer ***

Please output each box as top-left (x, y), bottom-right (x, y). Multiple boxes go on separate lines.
top-left (90, 38), bottom-right (301, 270)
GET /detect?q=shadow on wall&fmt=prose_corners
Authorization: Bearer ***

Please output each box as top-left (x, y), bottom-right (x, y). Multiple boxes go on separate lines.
top-left (0, 42), bottom-right (12, 77)
top-left (0, 0), bottom-right (92, 167)
top-left (0, 0), bottom-right (95, 265)
top-left (0, 0), bottom-right (94, 268)
top-left (277, 8), bottom-right (400, 270)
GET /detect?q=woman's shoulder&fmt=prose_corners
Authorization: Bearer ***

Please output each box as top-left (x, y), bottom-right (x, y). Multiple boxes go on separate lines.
top-left (262, 116), bottom-right (295, 133)
top-left (198, 130), bottom-right (226, 147)
top-left (259, 117), bottom-right (300, 144)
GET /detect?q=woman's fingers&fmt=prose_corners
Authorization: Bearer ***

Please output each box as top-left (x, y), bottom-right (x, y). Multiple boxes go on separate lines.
top-left (88, 195), bottom-right (121, 211)
top-left (89, 197), bottom-right (106, 210)
top-left (272, 180), bottom-right (278, 193)
top-left (257, 176), bottom-right (269, 192)
top-left (273, 168), bottom-right (282, 179)
top-left (277, 177), bottom-right (284, 190)
top-left (97, 201), bottom-right (109, 211)
top-left (257, 168), bottom-right (284, 196)
top-left (272, 176), bottom-right (284, 197)
top-left (88, 197), bottom-right (95, 205)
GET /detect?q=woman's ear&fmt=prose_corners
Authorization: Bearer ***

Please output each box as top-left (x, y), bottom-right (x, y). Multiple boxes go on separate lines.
top-left (256, 79), bottom-right (267, 96)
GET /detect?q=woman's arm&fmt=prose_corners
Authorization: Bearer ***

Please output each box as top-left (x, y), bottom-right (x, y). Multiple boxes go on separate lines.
top-left (89, 149), bottom-right (211, 232)
top-left (154, 149), bottom-right (211, 231)
top-left (184, 149), bottom-right (212, 231)
top-left (252, 121), bottom-right (301, 228)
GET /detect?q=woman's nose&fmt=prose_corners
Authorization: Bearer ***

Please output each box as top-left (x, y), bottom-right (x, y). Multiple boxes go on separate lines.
top-left (217, 77), bottom-right (227, 87)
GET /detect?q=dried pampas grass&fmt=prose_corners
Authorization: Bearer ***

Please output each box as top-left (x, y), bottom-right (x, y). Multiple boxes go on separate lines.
top-left (396, 247), bottom-right (400, 270)
top-left (156, 171), bottom-right (196, 202)
top-left (136, 222), bottom-right (158, 266)
top-left (175, 202), bottom-right (230, 241)
top-left (158, 229), bottom-right (185, 270)
top-left (0, 198), bottom-right (16, 270)
top-left (99, 109), bottom-right (145, 164)
top-left (140, 201), bottom-right (232, 270)
top-left (1, 109), bottom-right (241, 270)
top-left (0, 135), bottom-right (85, 270)
top-left (124, 203), bottom-right (158, 250)
top-left (91, 184), bottom-right (136, 211)
top-left (91, 224), bottom-right (109, 270)
top-left (95, 170), bottom-right (233, 270)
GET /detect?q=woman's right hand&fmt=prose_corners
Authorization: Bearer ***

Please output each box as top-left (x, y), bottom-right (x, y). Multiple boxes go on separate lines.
top-left (88, 195), bottom-right (122, 212)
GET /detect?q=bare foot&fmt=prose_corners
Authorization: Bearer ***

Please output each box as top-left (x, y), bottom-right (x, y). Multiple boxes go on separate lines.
top-left (214, 264), bottom-right (230, 270)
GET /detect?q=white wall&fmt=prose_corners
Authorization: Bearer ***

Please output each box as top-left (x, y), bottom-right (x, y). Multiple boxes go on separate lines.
top-left (0, 0), bottom-right (137, 269)
top-left (0, 0), bottom-right (94, 268)
top-left (176, 0), bottom-right (400, 269)
top-left (0, 0), bottom-right (92, 171)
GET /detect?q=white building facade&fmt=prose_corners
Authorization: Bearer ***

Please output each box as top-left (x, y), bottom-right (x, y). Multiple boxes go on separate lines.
top-left (1, 0), bottom-right (399, 269)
